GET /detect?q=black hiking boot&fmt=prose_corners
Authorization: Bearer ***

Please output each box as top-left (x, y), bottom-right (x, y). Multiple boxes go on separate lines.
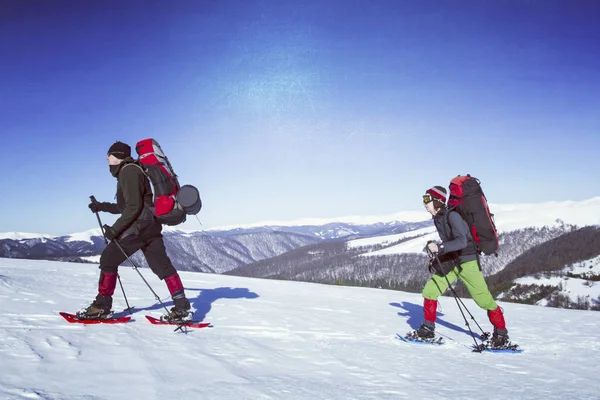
top-left (415, 321), bottom-right (435, 339)
top-left (490, 328), bottom-right (509, 348)
top-left (164, 294), bottom-right (191, 321)
top-left (77, 295), bottom-right (113, 319)
top-left (168, 307), bottom-right (190, 320)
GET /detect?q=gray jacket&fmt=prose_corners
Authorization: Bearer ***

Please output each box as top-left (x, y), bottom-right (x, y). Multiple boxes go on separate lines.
top-left (433, 208), bottom-right (478, 264)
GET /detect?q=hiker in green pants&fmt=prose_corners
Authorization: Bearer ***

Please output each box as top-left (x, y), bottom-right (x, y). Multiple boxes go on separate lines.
top-left (413, 185), bottom-right (509, 347)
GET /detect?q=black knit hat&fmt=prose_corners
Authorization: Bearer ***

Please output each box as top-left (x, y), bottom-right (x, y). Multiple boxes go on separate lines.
top-left (107, 141), bottom-right (131, 159)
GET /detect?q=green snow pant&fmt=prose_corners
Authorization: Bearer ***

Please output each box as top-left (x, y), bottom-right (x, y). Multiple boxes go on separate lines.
top-left (422, 259), bottom-right (498, 311)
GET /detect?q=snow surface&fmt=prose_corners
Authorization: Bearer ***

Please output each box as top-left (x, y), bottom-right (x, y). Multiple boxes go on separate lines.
top-left (569, 255), bottom-right (600, 276)
top-left (1, 258), bottom-right (599, 399)
top-left (347, 226), bottom-right (439, 257)
top-left (347, 226), bottom-right (437, 249)
top-left (365, 231), bottom-right (441, 257)
top-left (515, 275), bottom-right (600, 307)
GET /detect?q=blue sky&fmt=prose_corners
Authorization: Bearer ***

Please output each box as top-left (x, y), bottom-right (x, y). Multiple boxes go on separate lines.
top-left (1, 0), bottom-right (599, 235)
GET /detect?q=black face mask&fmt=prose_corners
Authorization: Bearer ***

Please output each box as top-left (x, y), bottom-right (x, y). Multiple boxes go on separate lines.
top-left (109, 163), bottom-right (121, 177)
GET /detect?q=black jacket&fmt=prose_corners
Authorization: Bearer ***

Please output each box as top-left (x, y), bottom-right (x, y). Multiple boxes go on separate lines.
top-left (433, 207), bottom-right (478, 264)
top-left (98, 158), bottom-right (155, 238)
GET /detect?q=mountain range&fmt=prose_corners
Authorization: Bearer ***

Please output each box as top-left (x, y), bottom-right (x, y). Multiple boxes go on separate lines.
top-left (2, 197), bottom-right (600, 310)
top-left (0, 220), bottom-right (430, 274)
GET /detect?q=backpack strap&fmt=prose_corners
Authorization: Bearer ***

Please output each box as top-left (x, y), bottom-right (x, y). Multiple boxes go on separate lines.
top-left (440, 208), bottom-right (463, 271)
top-left (113, 161), bottom-right (145, 200)
top-left (121, 162), bottom-right (152, 188)
top-left (121, 161), bottom-right (146, 175)
top-left (446, 205), bottom-right (481, 269)
top-left (120, 162), bottom-right (156, 219)
top-left (443, 206), bottom-right (456, 239)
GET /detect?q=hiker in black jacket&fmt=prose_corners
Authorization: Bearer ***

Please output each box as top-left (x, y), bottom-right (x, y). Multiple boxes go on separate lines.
top-left (78, 141), bottom-right (191, 319)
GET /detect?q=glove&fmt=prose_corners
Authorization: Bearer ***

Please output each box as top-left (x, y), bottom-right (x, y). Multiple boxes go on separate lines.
top-left (88, 201), bottom-right (100, 213)
top-left (102, 224), bottom-right (117, 241)
top-left (427, 241), bottom-right (439, 254)
top-left (89, 201), bottom-right (111, 214)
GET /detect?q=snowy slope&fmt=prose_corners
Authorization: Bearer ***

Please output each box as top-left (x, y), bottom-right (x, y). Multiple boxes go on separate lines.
top-left (501, 255), bottom-right (600, 307)
top-left (346, 226), bottom-right (436, 249)
top-left (516, 275), bottom-right (600, 306)
top-left (1, 258), bottom-right (599, 400)
top-left (350, 227), bottom-right (440, 256)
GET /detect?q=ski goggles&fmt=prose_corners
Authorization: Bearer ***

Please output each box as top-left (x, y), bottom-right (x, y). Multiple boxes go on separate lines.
top-left (422, 194), bottom-right (434, 204)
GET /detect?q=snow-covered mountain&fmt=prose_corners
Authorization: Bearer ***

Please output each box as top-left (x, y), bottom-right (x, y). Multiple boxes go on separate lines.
top-left (228, 198), bottom-right (600, 311)
top-left (485, 225), bottom-right (600, 310)
top-left (151, 230), bottom-right (319, 273)
top-left (202, 220), bottom-right (431, 240)
top-left (204, 210), bottom-right (429, 233)
top-left (0, 234), bottom-right (107, 259)
top-left (207, 196), bottom-right (600, 237)
top-left (3, 197), bottom-right (600, 309)
top-left (0, 257), bottom-right (598, 399)
top-left (0, 230), bottom-right (319, 274)
top-left (347, 197), bottom-right (600, 257)
top-left (0, 219), bottom-right (428, 272)
top-left (0, 232), bottom-right (53, 240)
top-left (499, 255), bottom-right (600, 309)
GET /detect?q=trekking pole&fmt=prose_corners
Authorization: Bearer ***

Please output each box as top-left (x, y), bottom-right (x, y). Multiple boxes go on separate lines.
top-left (427, 247), bottom-right (488, 335)
top-left (440, 263), bottom-right (488, 336)
top-left (430, 250), bottom-right (486, 352)
top-left (90, 196), bottom-right (133, 314)
top-left (90, 197), bottom-right (188, 333)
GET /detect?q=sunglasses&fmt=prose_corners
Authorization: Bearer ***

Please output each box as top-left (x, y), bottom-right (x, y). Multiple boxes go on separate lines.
top-left (107, 151), bottom-right (127, 157)
top-left (423, 194), bottom-right (433, 204)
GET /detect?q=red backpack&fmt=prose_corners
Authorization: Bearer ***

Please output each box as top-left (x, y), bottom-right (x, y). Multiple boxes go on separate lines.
top-left (447, 175), bottom-right (499, 255)
top-left (135, 138), bottom-right (201, 226)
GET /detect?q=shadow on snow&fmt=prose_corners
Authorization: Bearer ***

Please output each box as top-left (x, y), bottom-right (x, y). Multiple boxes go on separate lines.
top-left (129, 286), bottom-right (259, 321)
top-left (186, 287), bottom-right (259, 321)
top-left (390, 301), bottom-right (486, 339)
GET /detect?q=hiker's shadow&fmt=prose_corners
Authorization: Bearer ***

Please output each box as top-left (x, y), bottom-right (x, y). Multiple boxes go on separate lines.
top-left (125, 287), bottom-right (259, 321)
top-left (390, 301), bottom-right (483, 338)
top-left (187, 287), bottom-right (259, 321)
